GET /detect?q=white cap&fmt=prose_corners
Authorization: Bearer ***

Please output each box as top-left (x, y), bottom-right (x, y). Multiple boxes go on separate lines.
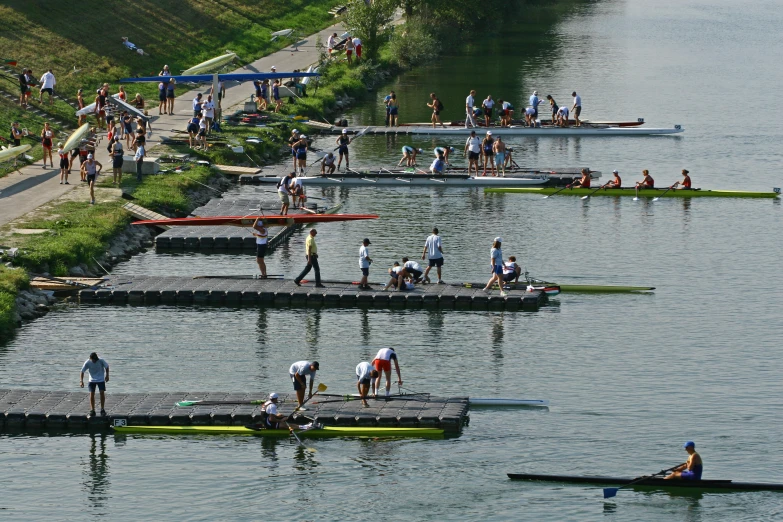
top-left (486, 131), bottom-right (492, 135)
top-left (292, 129), bottom-right (299, 134)
top-left (612, 169), bottom-right (619, 174)
top-left (533, 90), bottom-right (538, 95)
top-left (494, 237), bottom-right (503, 243)
top-left (300, 134), bottom-right (307, 139)
top-left (342, 128), bottom-right (348, 133)
top-left (271, 66), bottom-right (276, 70)
top-left (417, 148), bottom-right (423, 153)
top-left (269, 392), bottom-right (279, 399)
top-left (87, 153), bottom-right (94, 159)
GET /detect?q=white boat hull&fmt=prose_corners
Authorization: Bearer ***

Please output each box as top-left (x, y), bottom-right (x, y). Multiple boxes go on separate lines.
top-left (347, 125), bottom-right (684, 136)
top-left (253, 175), bottom-right (549, 187)
top-left (469, 398), bottom-right (550, 407)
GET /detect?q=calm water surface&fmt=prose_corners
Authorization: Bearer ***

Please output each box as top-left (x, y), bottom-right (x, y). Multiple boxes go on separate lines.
top-left (2, 1), bottom-right (782, 520)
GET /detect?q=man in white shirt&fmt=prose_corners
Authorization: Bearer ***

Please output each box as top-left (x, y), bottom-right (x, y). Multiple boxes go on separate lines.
top-left (327, 32), bottom-right (337, 55)
top-left (571, 91), bottom-right (582, 127)
top-left (289, 360), bottom-right (319, 406)
top-left (421, 227), bottom-right (444, 284)
top-left (355, 362), bottom-right (378, 406)
top-left (529, 90), bottom-right (540, 119)
top-left (359, 238), bottom-right (372, 290)
top-left (134, 143), bottom-right (145, 181)
top-left (465, 89), bottom-right (477, 128)
top-left (192, 93), bottom-right (203, 117)
top-left (464, 130), bottom-right (482, 175)
top-left (80, 352), bottom-right (109, 416)
top-left (372, 348), bottom-right (403, 398)
top-left (352, 36), bottom-right (362, 59)
top-left (252, 218), bottom-right (268, 277)
top-left (401, 256), bottom-right (423, 283)
top-left (201, 95), bottom-right (216, 135)
top-left (39, 69), bottom-right (56, 105)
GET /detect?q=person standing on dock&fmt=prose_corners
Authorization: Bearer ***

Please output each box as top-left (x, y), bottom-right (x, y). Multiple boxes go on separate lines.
top-left (359, 238), bottom-right (373, 290)
top-left (529, 91), bottom-right (541, 120)
top-left (289, 129), bottom-right (301, 171)
top-left (571, 91), bottom-right (582, 127)
top-left (428, 93), bottom-right (445, 128)
top-left (493, 137), bottom-right (507, 176)
top-left (482, 95), bottom-right (495, 127)
top-left (278, 171), bottom-right (294, 215)
top-left (546, 95), bottom-right (559, 125)
top-left (665, 441), bottom-right (703, 480)
top-left (252, 218), bottom-right (268, 278)
top-left (422, 227), bottom-right (444, 284)
top-left (384, 91), bottom-right (394, 127)
top-left (372, 348), bottom-right (403, 398)
top-left (336, 129), bottom-right (350, 170)
top-left (289, 361), bottom-right (320, 407)
top-left (356, 362), bottom-right (379, 406)
top-left (387, 93), bottom-right (399, 127)
top-left (465, 130), bottom-right (481, 176)
top-left (483, 237), bottom-right (507, 296)
top-left (294, 228), bottom-right (324, 288)
top-left (465, 90), bottom-right (477, 128)
top-left (481, 131), bottom-right (496, 177)
top-left (80, 352), bottom-right (109, 417)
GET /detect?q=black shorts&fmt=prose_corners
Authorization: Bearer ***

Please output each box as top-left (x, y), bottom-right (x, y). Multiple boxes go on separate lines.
top-left (357, 377), bottom-right (371, 386)
top-left (20, 85), bottom-right (27, 95)
top-left (256, 243), bottom-right (267, 258)
top-left (158, 91), bottom-right (167, 102)
top-left (166, 91), bottom-right (175, 99)
top-left (124, 124), bottom-right (133, 134)
top-left (410, 269), bottom-right (423, 279)
top-left (468, 151), bottom-right (479, 160)
top-left (197, 129), bottom-right (206, 137)
top-left (79, 154), bottom-right (88, 164)
top-left (112, 156), bottom-right (123, 169)
top-left (193, 110), bottom-right (201, 117)
top-left (575, 106), bottom-right (582, 117)
top-left (291, 375), bottom-right (305, 391)
top-left (484, 150), bottom-right (493, 157)
top-left (59, 157), bottom-right (69, 169)
top-left (87, 174), bottom-right (97, 184)
top-left (88, 381), bottom-right (106, 392)
top-left (428, 257), bottom-right (444, 267)
top-left (361, 267), bottom-right (369, 276)
top-left (105, 114), bottom-right (114, 124)
top-left (187, 124), bottom-right (198, 134)
top-left (338, 145), bottom-right (348, 154)
top-left (13, 139), bottom-right (21, 147)
top-left (503, 272), bottom-right (516, 282)
top-left (484, 108), bottom-right (493, 118)
top-left (41, 87), bottom-right (53, 95)
top-left (433, 110), bottom-right (440, 116)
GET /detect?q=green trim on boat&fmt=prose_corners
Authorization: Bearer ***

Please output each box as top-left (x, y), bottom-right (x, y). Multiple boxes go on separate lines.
top-left (484, 187), bottom-right (780, 198)
top-left (112, 425), bottom-right (445, 438)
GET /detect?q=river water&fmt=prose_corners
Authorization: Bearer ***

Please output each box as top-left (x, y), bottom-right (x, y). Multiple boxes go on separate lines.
top-left (2, 1), bottom-right (782, 520)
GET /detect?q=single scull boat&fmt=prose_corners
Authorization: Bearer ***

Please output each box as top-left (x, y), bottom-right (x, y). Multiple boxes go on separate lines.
top-left (507, 473), bottom-right (783, 492)
top-left (113, 425), bottom-right (444, 437)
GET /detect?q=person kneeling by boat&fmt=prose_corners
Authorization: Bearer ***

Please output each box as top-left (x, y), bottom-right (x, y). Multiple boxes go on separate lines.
top-left (636, 169), bottom-right (655, 189)
top-left (502, 256), bottom-right (522, 284)
top-left (383, 262), bottom-right (404, 291)
top-left (321, 152), bottom-right (336, 175)
top-left (434, 146), bottom-right (454, 166)
top-left (401, 257), bottom-right (423, 283)
top-left (671, 169), bottom-right (692, 190)
top-left (356, 362), bottom-right (379, 407)
top-left (398, 146), bottom-right (422, 167)
top-left (430, 154), bottom-right (446, 176)
top-left (665, 441), bottom-right (703, 480)
top-left (573, 168), bottom-right (592, 189)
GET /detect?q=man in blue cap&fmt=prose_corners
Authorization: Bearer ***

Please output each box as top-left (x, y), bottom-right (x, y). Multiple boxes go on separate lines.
top-left (665, 441), bottom-right (703, 480)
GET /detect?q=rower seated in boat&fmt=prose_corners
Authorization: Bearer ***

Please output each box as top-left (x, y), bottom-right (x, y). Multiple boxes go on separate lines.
top-left (257, 393), bottom-right (291, 430)
top-left (635, 169), bottom-right (654, 189)
top-left (671, 169), bottom-right (692, 189)
top-left (430, 154), bottom-right (446, 176)
top-left (573, 168), bottom-right (591, 188)
top-left (607, 169), bottom-right (622, 188)
top-left (665, 441), bottom-right (703, 480)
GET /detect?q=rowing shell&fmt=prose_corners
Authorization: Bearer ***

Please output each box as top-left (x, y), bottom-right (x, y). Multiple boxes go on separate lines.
top-left (506, 473), bottom-right (783, 492)
top-left (62, 123), bottom-right (91, 152)
top-left (469, 398), bottom-right (549, 407)
top-left (0, 144), bottom-right (32, 162)
top-left (485, 187), bottom-right (780, 199)
top-left (253, 174), bottom-right (549, 187)
top-left (182, 52), bottom-right (237, 75)
top-left (339, 125), bottom-right (684, 136)
top-left (113, 425), bottom-right (444, 437)
top-left (132, 213), bottom-right (379, 227)
top-left (502, 281), bottom-right (655, 293)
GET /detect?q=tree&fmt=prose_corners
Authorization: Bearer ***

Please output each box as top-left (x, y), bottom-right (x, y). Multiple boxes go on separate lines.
top-left (344, 0), bottom-right (397, 62)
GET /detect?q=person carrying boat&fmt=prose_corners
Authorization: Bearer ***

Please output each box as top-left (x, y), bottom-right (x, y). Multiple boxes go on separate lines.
top-left (427, 92), bottom-right (445, 128)
top-left (482, 95), bottom-right (495, 127)
top-left (430, 154), bottom-right (446, 175)
top-left (372, 348), bottom-right (402, 398)
top-left (321, 152), bottom-right (336, 175)
top-left (465, 130), bottom-right (482, 176)
top-left (529, 91), bottom-right (541, 120)
top-left (636, 169), bottom-right (655, 189)
top-left (336, 129), bottom-right (350, 170)
top-left (398, 146), bottom-right (422, 167)
top-left (573, 168), bottom-right (592, 189)
top-left (483, 237), bottom-right (507, 297)
top-left (502, 256), bottom-right (522, 283)
top-left (482, 132), bottom-right (496, 177)
top-left (465, 89), bottom-right (477, 128)
top-left (278, 172), bottom-right (294, 215)
top-left (665, 441), bottom-right (703, 480)
top-left (607, 170), bottom-right (622, 188)
top-left (401, 257), bottom-right (423, 283)
top-left (434, 146), bottom-right (454, 165)
top-left (252, 218), bottom-right (268, 278)
top-left (493, 137), bottom-right (507, 176)
top-left (671, 169), bottom-right (692, 189)
top-left (356, 362), bottom-right (379, 407)
top-left (546, 95), bottom-right (559, 125)
top-left (289, 361), bottom-right (320, 407)
top-left (571, 91), bottom-right (582, 127)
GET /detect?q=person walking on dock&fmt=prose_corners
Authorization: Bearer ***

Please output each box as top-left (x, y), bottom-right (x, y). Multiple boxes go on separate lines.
top-left (252, 218), bottom-right (268, 278)
top-left (465, 90), bottom-right (477, 128)
top-left (428, 92), bottom-right (445, 128)
top-left (483, 237), bottom-right (507, 296)
top-left (294, 228), bottom-right (324, 287)
top-left (356, 362), bottom-right (379, 406)
top-left (359, 238), bottom-right (373, 290)
top-left (422, 227), bottom-right (445, 284)
top-left (372, 348), bottom-right (402, 398)
top-left (80, 352), bottom-right (109, 417)
top-left (289, 360), bottom-right (320, 407)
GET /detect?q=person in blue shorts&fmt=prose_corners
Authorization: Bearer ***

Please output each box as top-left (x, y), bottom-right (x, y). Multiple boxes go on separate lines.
top-left (356, 362), bottom-right (380, 406)
top-left (665, 441), bottom-right (703, 480)
top-left (398, 146), bottom-right (422, 167)
top-left (80, 352), bottom-right (109, 416)
top-left (483, 237), bottom-right (507, 296)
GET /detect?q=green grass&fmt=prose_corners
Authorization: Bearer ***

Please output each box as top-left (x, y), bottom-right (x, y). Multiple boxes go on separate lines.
top-left (0, 266), bottom-right (29, 340)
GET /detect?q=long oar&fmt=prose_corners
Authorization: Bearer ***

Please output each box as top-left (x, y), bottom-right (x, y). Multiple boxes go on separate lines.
top-left (581, 182), bottom-right (611, 200)
top-left (633, 184), bottom-right (641, 201)
top-left (603, 463), bottom-right (684, 499)
top-left (543, 181), bottom-right (576, 199)
top-left (286, 382), bottom-right (327, 451)
top-left (652, 185), bottom-right (676, 202)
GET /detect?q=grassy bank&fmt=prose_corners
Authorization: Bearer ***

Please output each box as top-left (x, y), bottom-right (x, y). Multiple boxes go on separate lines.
top-left (0, 97), bottom-right (66, 179)
top-left (0, 266), bottom-right (28, 340)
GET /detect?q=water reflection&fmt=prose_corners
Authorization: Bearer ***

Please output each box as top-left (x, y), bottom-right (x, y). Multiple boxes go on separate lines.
top-left (490, 315), bottom-right (505, 362)
top-left (81, 434), bottom-right (110, 508)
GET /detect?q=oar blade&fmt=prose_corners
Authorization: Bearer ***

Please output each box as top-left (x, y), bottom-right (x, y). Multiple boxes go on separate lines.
top-left (581, 195), bottom-right (589, 200)
top-left (603, 487), bottom-right (619, 499)
top-left (316, 383), bottom-right (328, 393)
top-left (652, 197), bottom-right (660, 202)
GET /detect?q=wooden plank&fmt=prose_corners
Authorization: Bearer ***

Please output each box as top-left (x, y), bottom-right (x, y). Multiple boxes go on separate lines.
top-left (122, 203), bottom-right (171, 230)
top-left (213, 164), bottom-right (262, 176)
top-left (31, 277), bottom-right (106, 291)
